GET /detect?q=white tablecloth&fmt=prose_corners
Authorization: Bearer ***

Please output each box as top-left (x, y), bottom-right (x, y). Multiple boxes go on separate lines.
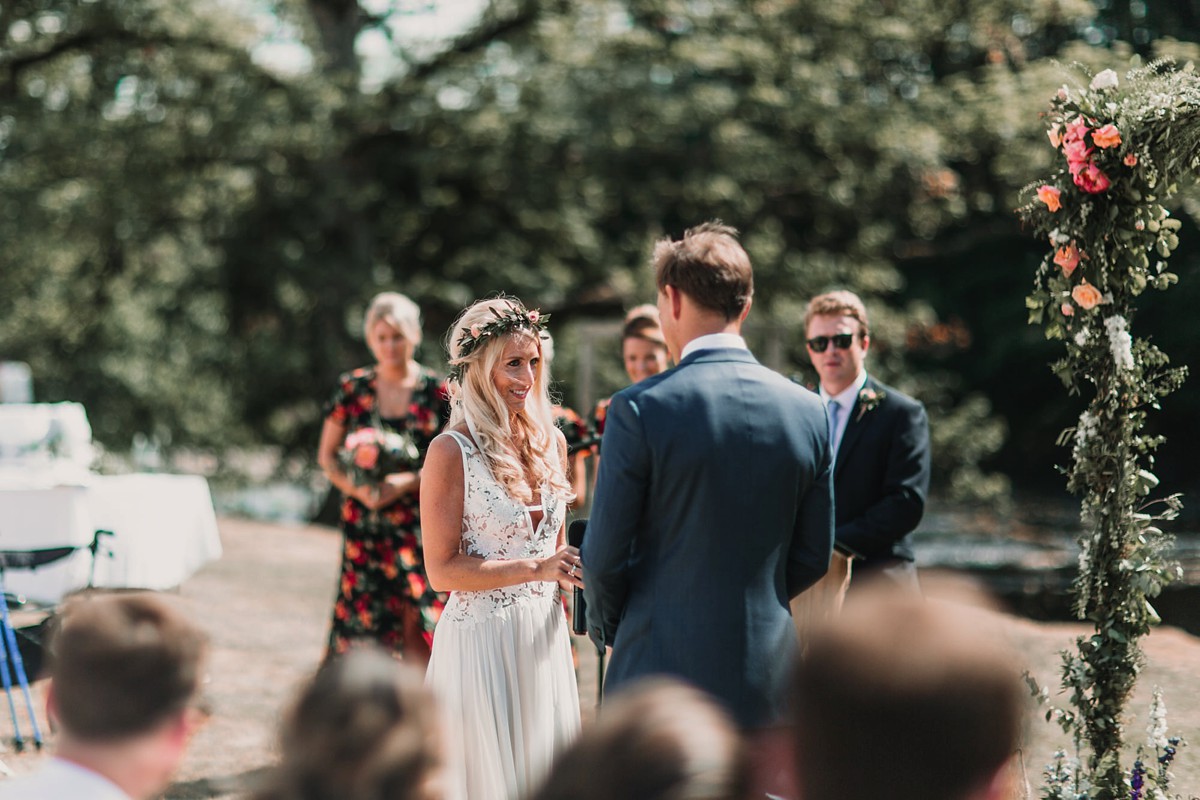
top-left (0, 474), bottom-right (223, 605)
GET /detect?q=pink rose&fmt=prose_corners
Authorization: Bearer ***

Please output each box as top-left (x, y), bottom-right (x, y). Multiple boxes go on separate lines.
top-left (1063, 117), bottom-right (1090, 144)
top-left (528, 310), bottom-right (540, 323)
top-left (1063, 138), bottom-right (1094, 166)
top-left (1036, 185), bottom-right (1062, 212)
top-left (1072, 282), bottom-right (1104, 310)
top-left (1091, 124), bottom-right (1121, 149)
top-left (1123, 152), bottom-right (1138, 167)
top-left (1073, 163), bottom-right (1111, 194)
top-left (344, 429), bottom-right (374, 449)
top-left (469, 325), bottom-right (481, 338)
top-left (1062, 303), bottom-right (1075, 316)
top-left (1054, 244), bottom-right (1081, 276)
top-left (354, 443), bottom-right (379, 470)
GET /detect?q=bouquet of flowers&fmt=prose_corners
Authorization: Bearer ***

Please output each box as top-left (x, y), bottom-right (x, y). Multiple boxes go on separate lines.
top-left (338, 427), bottom-right (421, 487)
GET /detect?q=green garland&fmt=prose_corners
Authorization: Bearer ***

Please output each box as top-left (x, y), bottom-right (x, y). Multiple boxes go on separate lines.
top-left (447, 300), bottom-right (550, 385)
top-left (1018, 60), bottom-right (1200, 800)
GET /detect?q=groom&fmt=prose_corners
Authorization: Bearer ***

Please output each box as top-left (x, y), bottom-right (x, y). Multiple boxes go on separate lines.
top-left (583, 221), bottom-right (834, 729)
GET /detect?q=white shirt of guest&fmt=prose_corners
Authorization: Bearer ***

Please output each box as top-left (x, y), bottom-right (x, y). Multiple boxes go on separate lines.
top-left (680, 333), bottom-right (749, 361)
top-left (0, 757), bottom-right (131, 800)
top-left (820, 371), bottom-right (868, 460)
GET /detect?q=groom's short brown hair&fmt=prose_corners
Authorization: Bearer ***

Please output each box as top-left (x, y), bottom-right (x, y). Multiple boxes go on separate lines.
top-left (653, 221), bottom-right (753, 321)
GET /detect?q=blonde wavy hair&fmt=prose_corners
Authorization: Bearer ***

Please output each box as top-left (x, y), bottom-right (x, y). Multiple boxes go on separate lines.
top-left (445, 297), bottom-right (573, 505)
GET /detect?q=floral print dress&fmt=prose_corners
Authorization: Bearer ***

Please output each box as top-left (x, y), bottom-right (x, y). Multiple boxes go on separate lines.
top-left (324, 366), bottom-right (450, 658)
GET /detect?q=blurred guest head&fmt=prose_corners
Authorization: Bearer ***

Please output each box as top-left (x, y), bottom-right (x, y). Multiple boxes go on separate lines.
top-left (652, 222), bottom-right (753, 359)
top-left (44, 591), bottom-right (209, 800)
top-left (620, 304), bottom-right (669, 384)
top-left (790, 582), bottom-right (1026, 800)
top-left (528, 678), bottom-right (749, 800)
top-left (364, 292), bottom-right (423, 370)
top-left (255, 648), bottom-right (442, 800)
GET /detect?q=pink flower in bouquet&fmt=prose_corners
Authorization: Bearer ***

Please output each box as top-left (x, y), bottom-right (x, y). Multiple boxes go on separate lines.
top-left (344, 428), bottom-right (376, 449)
top-left (354, 442), bottom-right (379, 470)
top-left (1061, 303), bottom-right (1075, 316)
top-left (1092, 124), bottom-right (1121, 149)
top-left (1072, 281), bottom-right (1104, 310)
top-left (1073, 162), bottom-right (1111, 194)
top-left (1047, 124), bottom-right (1063, 148)
top-left (1054, 244), bottom-right (1081, 276)
top-left (1036, 185), bottom-right (1062, 212)
top-left (1063, 138), bottom-right (1094, 167)
top-left (1124, 152), bottom-right (1138, 167)
top-left (1064, 116), bottom-right (1089, 140)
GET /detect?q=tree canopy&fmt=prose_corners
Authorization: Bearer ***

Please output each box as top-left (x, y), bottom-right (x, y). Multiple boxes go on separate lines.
top-left (2, 0), bottom-right (1198, 500)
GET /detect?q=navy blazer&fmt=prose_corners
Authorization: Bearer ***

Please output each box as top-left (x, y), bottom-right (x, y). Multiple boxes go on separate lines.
top-left (832, 375), bottom-right (930, 566)
top-left (582, 347), bottom-right (833, 728)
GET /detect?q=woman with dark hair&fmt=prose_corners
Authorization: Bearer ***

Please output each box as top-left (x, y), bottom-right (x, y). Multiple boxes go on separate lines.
top-left (316, 292), bottom-right (449, 664)
top-left (528, 678), bottom-right (749, 800)
top-left (252, 648), bottom-right (443, 800)
top-left (591, 304), bottom-right (670, 442)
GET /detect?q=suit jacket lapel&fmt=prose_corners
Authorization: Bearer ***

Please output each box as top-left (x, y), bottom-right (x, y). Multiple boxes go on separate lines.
top-left (834, 376), bottom-right (875, 480)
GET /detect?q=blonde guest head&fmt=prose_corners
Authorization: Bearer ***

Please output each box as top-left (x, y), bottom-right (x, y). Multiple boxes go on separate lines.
top-left (445, 297), bottom-right (573, 505)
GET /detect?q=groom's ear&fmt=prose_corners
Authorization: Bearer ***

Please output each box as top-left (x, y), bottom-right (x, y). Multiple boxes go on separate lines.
top-left (664, 284), bottom-right (683, 321)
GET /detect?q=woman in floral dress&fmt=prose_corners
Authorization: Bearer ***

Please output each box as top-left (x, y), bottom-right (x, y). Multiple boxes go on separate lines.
top-left (317, 292), bottom-right (449, 664)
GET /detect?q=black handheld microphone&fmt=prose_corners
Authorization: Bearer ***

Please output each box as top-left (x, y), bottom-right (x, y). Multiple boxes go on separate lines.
top-left (567, 519), bottom-right (588, 635)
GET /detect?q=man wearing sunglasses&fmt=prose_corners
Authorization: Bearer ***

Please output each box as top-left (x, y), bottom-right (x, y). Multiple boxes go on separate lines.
top-left (802, 290), bottom-right (930, 594)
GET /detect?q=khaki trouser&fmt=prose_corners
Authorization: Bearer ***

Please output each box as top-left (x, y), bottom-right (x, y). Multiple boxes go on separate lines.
top-left (790, 551), bottom-right (853, 645)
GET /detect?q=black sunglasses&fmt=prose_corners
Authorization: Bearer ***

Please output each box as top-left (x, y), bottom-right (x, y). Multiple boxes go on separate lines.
top-left (806, 333), bottom-right (856, 353)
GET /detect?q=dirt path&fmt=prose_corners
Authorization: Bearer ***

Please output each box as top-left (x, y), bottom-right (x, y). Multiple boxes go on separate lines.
top-left (0, 518), bottom-right (1196, 797)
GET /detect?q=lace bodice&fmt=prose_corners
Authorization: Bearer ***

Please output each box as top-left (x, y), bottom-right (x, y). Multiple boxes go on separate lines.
top-left (439, 430), bottom-right (566, 626)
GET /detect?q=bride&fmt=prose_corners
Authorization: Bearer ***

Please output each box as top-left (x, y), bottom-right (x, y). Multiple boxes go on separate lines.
top-left (420, 297), bottom-right (582, 800)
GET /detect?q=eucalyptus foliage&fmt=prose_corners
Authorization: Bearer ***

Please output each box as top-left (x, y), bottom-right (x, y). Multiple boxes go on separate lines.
top-left (1018, 59), bottom-right (1200, 800)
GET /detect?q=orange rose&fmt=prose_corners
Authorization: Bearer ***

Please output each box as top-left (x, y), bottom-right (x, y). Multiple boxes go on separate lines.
top-left (1054, 244), bottom-right (1081, 276)
top-left (1072, 282), bottom-right (1104, 310)
top-left (1123, 153), bottom-right (1138, 167)
top-left (1037, 185), bottom-right (1062, 212)
top-left (1091, 123), bottom-right (1121, 149)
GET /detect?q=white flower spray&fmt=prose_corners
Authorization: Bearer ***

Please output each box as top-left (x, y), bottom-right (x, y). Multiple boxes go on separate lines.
top-left (1105, 315), bottom-right (1135, 371)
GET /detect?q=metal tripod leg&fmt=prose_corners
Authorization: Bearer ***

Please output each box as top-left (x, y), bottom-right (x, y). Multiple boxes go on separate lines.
top-left (0, 590), bottom-right (23, 752)
top-left (0, 573), bottom-right (41, 749)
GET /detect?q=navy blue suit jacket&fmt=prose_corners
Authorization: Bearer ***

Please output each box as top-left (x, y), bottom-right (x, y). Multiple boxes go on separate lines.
top-left (832, 375), bottom-right (930, 567)
top-left (582, 347), bottom-right (834, 728)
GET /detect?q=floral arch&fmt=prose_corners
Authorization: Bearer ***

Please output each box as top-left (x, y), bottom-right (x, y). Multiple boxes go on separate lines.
top-left (1019, 61), bottom-right (1200, 799)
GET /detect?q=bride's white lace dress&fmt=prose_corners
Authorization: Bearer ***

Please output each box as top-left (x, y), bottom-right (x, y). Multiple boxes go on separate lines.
top-left (425, 430), bottom-right (580, 800)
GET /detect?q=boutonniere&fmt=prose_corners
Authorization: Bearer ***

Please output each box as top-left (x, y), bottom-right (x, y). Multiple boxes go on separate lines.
top-left (856, 387), bottom-right (886, 421)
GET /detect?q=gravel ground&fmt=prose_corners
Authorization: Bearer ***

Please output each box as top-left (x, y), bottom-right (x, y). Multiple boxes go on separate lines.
top-left (0, 517), bottom-right (1196, 798)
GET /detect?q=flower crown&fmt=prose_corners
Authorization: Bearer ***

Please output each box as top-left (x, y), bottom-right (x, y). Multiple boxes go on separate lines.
top-left (447, 302), bottom-right (550, 384)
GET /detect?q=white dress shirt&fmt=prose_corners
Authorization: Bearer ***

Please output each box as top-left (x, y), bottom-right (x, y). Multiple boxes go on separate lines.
top-left (0, 758), bottom-right (131, 800)
top-left (819, 371), bottom-right (868, 459)
top-left (680, 333), bottom-right (749, 361)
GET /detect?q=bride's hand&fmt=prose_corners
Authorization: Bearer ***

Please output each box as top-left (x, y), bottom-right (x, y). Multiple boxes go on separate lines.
top-left (540, 545), bottom-right (584, 589)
